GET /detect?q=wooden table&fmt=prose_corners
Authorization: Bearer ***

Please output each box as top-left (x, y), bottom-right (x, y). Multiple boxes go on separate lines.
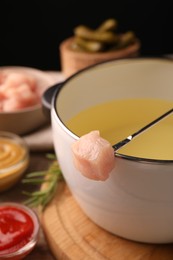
top-left (0, 151), bottom-right (56, 260)
top-left (2, 151), bottom-right (173, 260)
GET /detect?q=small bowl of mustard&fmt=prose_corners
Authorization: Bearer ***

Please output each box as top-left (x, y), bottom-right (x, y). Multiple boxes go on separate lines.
top-left (0, 131), bottom-right (29, 192)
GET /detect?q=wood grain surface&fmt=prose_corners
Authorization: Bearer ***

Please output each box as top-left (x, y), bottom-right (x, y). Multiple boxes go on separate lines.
top-left (41, 183), bottom-right (173, 260)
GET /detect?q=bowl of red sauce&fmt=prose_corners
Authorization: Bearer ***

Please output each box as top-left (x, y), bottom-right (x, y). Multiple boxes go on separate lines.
top-left (0, 202), bottom-right (40, 260)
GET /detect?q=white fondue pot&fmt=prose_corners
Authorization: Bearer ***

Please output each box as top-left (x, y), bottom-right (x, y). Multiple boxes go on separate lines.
top-left (42, 58), bottom-right (173, 243)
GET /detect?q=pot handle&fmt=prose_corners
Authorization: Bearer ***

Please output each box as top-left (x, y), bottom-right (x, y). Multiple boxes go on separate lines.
top-left (42, 82), bottom-right (63, 121)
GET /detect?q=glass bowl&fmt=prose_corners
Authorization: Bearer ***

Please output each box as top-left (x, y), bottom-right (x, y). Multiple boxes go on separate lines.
top-left (0, 202), bottom-right (40, 259)
top-left (0, 131), bottom-right (29, 192)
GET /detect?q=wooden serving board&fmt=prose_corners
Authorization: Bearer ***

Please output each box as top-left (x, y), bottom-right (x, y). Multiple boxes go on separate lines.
top-left (41, 183), bottom-right (173, 260)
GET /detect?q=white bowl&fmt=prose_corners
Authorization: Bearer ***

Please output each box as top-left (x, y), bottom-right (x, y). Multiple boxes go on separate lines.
top-left (44, 58), bottom-right (173, 243)
top-left (0, 66), bottom-right (55, 135)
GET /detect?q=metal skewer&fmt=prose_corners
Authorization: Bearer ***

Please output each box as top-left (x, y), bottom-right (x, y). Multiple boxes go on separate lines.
top-left (113, 108), bottom-right (173, 151)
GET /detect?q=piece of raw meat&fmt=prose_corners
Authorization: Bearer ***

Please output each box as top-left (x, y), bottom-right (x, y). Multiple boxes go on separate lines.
top-left (72, 130), bottom-right (115, 181)
top-left (0, 71), bottom-right (40, 112)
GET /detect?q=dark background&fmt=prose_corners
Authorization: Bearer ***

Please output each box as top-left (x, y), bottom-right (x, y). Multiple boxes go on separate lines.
top-left (0, 0), bottom-right (173, 71)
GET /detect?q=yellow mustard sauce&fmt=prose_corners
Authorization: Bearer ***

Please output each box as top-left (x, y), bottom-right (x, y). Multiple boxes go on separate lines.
top-left (0, 136), bottom-right (29, 191)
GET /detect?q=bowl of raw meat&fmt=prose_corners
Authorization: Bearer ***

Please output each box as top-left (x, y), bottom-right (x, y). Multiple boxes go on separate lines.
top-left (0, 66), bottom-right (55, 135)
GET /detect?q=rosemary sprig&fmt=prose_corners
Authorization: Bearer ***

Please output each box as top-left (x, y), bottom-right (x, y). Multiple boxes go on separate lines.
top-left (22, 154), bottom-right (63, 211)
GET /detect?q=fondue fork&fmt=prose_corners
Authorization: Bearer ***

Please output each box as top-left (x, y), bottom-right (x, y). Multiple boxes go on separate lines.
top-left (113, 108), bottom-right (173, 151)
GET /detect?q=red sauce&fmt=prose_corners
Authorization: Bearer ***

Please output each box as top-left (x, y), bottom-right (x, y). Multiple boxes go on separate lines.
top-left (0, 205), bottom-right (34, 255)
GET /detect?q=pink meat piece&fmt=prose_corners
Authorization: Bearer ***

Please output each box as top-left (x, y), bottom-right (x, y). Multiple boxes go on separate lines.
top-left (2, 72), bottom-right (36, 90)
top-left (0, 90), bottom-right (6, 101)
top-left (15, 85), bottom-right (40, 107)
top-left (3, 84), bottom-right (40, 112)
top-left (4, 82), bottom-right (39, 100)
top-left (72, 130), bottom-right (115, 181)
top-left (0, 72), bottom-right (7, 84)
top-left (3, 97), bottom-right (25, 112)
top-left (0, 102), bottom-right (3, 111)
top-left (0, 71), bottom-right (40, 112)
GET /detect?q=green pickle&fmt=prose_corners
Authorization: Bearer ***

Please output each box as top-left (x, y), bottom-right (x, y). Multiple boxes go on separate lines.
top-left (74, 37), bottom-right (104, 52)
top-left (71, 18), bottom-right (137, 53)
top-left (74, 25), bottom-right (118, 43)
top-left (97, 18), bottom-right (118, 32)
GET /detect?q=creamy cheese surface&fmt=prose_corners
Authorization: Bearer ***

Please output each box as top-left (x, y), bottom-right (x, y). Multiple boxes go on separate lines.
top-left (66, 98), bottom-right (173, 160)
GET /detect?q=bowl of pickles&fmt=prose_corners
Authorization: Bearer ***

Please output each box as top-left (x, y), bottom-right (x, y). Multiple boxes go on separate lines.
top-left (60, 18), bottom-right (141, 77)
